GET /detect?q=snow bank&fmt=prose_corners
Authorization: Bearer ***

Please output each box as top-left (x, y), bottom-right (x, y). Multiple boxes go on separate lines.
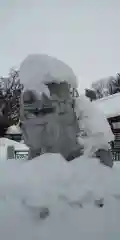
top-left (19, 54), bottom-right (78, 96)
top-left (75, 95), bottom-right (114, 156)
top-left (0, 153), bottom-right (120, 240)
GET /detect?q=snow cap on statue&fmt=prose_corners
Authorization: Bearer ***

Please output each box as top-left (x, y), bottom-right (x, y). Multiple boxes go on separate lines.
top-left (19, 54), bottom-right (78, 97)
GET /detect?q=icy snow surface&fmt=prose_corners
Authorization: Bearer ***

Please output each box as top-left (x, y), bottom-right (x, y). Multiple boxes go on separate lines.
top-left (19, 54), bottom-right (78, 96)
top-left (0, 152), bottom-right (120, 240)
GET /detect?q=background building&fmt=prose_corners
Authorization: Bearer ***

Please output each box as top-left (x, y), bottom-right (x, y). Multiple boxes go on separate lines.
top-left (94, 92), bottom-right (120, 160)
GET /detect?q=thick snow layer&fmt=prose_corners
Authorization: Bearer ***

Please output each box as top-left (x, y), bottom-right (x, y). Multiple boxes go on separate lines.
top-left (6, 125), bottom-right (22, 135)
top-left (75, 95), bottom-right (114, 156)
top-left (0, 152), bottom-right (120, 240)
top-left (19, 54), bottom-right (78, 96)
top-left (94, 92), bottom-right (120, 118)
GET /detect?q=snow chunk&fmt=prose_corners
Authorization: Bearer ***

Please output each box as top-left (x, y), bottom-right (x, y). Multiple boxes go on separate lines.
top-left (19, 54), bottom-right (78, 96)
top-left (75, 95), bottom-right (114, 156)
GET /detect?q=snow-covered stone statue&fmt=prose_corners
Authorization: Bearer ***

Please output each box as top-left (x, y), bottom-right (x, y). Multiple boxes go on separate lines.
top-left (19, 54), bottom-right (82, 160)
top-left (19, 54), bottom-right (114, 167)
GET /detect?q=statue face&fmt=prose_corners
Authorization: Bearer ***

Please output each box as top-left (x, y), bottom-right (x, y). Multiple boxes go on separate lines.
top-left (20, 90), bottom-right (56, 150)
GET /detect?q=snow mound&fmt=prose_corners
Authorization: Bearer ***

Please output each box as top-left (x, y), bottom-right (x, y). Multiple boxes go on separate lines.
top-left (0, 153), bottom-right (119, 207)
top-left (75, 95), bottom-right (114, 155)
top-left (20, 54), bottom-right (78, 96)
top-left (0, 153), bottom-right (120, 239)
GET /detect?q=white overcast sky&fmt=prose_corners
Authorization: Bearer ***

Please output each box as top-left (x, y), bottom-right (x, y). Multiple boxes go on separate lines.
top-left (0, 0), bottom-right (120, 92)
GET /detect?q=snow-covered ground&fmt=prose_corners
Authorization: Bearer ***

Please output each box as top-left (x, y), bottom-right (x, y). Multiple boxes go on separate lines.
top-left (0, 152), bottom-right (120, 240)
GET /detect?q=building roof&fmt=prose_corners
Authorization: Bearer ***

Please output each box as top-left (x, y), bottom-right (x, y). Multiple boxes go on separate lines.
top-left (93, 92), bottom-right (120, 119)
top-left (6, 125), bottom-right (22, 135)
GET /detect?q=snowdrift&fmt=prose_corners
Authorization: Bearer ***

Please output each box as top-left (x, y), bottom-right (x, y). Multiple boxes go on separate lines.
top-left (0, 153), bottom-right (120, 240)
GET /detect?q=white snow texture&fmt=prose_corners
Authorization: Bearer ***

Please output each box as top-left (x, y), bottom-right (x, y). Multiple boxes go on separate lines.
top-left (6, 125), bottom-right (22, 135)
top-left (94, 92), bottom-right (120, 119)
top-left (19, 54), bottom-right (78, 96)
top-left (75, 95), bottom-right (114, 156)
top-left (0, 151), bottom-right (120, 240)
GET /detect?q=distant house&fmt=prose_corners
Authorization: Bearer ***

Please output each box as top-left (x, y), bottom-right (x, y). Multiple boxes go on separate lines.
top-left (94, 92), bottom-right (120, 160)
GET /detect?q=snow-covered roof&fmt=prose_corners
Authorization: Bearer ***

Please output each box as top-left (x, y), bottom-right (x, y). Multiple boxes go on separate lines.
top-left (6, 125), bottom-right (22, 135)
top-left (93, 92), bottom-right (120, 118)
top-left (0, 138), bottom-right (29, 151)
top-left (20, 54), bottom-right (78, 96)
